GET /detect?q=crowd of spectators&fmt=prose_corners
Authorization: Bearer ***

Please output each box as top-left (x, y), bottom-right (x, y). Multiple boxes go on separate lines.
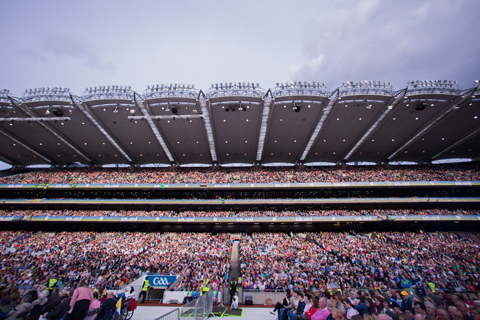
top-left (269, 285), bottom-right (480, 320)
top-left (0, 210), bottom-right (177, 217)
top-left (239, 232), bottom-right (480, 294)
top-left (235, 209), bottom-right (480, 217)
top-left (1, 209), bottom-right (478, 218)
top-left (240, 233), bottom-right (480, 320)
top-left (0, 231), bottom-right (159, 291)
top-left (0, 232), bottom-right (230, 294)
top-left (164, 233), bottom-right (231, 291)
top-left (177, 210), bottom-right (235, 217)
top-left (0, 231), bottom-right (479, 320)
top-left (1, 164), bottom-right (478, 185)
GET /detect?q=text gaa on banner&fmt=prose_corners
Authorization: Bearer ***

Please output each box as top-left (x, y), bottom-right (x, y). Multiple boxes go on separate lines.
top-left (147, 275), bottom-right (178, 288)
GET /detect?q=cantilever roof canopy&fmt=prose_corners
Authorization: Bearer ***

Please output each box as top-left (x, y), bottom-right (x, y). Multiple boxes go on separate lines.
top-left (0, 80), bottom-right (479, 168)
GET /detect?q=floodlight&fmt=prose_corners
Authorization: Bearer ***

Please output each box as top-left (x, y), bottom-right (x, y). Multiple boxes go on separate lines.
top-left (416, 102), bottom-right (428, 111)
top-left (52, 108), bottom-right (63, 117)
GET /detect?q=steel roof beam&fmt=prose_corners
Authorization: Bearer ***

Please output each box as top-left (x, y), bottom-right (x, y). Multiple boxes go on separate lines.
top-left (134, 93), bottom-right (175, 164)
top-left (387, 94), bottom-right (469, 162)
top-left (70, 95), bottom-right (135, 164)
top-left (299, 89), bottom-right (339, 162)
top-left (198, 91), bottom-right (217, 163)
top-left (256, 90), bottom-right (273, 162)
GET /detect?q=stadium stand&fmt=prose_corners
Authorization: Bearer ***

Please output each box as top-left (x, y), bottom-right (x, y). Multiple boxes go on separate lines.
top-left (0, 164), bottom-right (479, 320)
top-left (1, 164), bottom-right (479, 184)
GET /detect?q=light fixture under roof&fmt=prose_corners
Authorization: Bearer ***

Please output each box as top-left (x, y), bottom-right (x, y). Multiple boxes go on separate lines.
top-left (207, 82), bottom-right (264, 98)
top-left (406, 79), bottom-right (460, 94)
top-left (274, 81), bottom-right (327, 97)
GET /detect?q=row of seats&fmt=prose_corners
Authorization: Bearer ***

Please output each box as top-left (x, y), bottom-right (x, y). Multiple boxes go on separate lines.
top-left (1, 164), bottom-right (479, 184)
top-left (1, 209), bottom-right (479, 217)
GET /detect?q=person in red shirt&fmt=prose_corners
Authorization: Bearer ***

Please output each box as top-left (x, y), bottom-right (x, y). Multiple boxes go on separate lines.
top-left (294, 295), bottom-right (319, 320)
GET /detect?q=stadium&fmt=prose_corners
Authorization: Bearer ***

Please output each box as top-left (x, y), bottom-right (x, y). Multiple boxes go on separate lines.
top-left (0, 79), bottom-right (479, 320)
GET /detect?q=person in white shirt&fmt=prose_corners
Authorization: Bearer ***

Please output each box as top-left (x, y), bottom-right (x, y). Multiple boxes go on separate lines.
top-left (348, 291), bottom-right (359, 305)
top-left (345, 299), bottom-right (360, 320)
top-left (230, 293), bottom-right (238, 310)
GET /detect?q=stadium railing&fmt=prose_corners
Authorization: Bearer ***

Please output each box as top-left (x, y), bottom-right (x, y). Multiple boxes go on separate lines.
top-left (179, 292), bottom-right (213, 320)
top-left (154, 308), bottom-right (180, 320)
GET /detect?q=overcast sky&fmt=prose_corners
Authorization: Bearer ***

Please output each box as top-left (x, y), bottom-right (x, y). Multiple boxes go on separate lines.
top-left (0, 0), bottom-right (479, 170)
top-left (1, 0), bottom-right (479, 96)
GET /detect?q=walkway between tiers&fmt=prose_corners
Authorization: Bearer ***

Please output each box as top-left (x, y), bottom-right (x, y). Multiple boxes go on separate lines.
top-left (226, 239), bottom-right (240, 306)
top-left (229, 241), bottom-right (240, 282)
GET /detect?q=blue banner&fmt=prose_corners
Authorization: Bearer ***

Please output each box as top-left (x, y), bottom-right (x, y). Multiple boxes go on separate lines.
top-left (147, 275), bottom-right (178, 288)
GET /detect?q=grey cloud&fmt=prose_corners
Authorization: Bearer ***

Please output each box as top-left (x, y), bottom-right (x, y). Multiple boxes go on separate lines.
top-left (291, 0), bottom-right (480, 89)
top-left (37, 32), bottom-right (115, 72)
top-left (24, 49), bottom-right (48, 62)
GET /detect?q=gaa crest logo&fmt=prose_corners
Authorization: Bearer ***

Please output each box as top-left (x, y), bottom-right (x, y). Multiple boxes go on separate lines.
top-left (152, 277), bottom-right (170, 286)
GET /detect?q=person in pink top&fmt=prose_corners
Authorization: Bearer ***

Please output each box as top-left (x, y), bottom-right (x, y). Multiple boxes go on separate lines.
top-left (68, 280), bottom-right (94, 320)
top-left (88, 291), bottom-right (101, 318)
top-left (311, 297), bottom-right (331, 320)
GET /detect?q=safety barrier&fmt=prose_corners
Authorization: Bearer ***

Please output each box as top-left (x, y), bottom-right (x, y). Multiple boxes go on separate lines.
top-left (154, 308), bottom-right (180, 320)
top-left (180, 291), bottom-right (213, 320)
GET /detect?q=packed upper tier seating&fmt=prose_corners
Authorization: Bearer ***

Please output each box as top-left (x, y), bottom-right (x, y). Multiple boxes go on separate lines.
top-left (1, 164), bottom-right (479, 184)
top-left (1, 209), bottom-right (479, 217)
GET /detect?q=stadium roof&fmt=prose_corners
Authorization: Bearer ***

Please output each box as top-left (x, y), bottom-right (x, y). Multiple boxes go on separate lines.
top-left (0, 80), bottom-right (479, 168)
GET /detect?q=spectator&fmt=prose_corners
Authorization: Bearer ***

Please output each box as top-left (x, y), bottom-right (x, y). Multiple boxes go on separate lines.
top-left (345, 300), bottom-right (359, 320)
top-left (43, 288), bottom-right (73, 320)
top-left (230, 293), bottom-right (238, 310)
top-left (6, 294), bottom-right (33, 320)
top-left (401, 292), bottom-right (413, 312)
top-left (289, 292), bottom-right (306, 320)
top-left (68, 279), bottom-right (93, 320)
top-left (355, 297), bottom-right (368, 317)
top-left (414, 301), bottom-right (427, 320)
top-left (272, 289), bottom-right (292, 316)
top-left (311, 297), bottom-right (330, 320)
top-left (89, 291), bottom-right (101, 312)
